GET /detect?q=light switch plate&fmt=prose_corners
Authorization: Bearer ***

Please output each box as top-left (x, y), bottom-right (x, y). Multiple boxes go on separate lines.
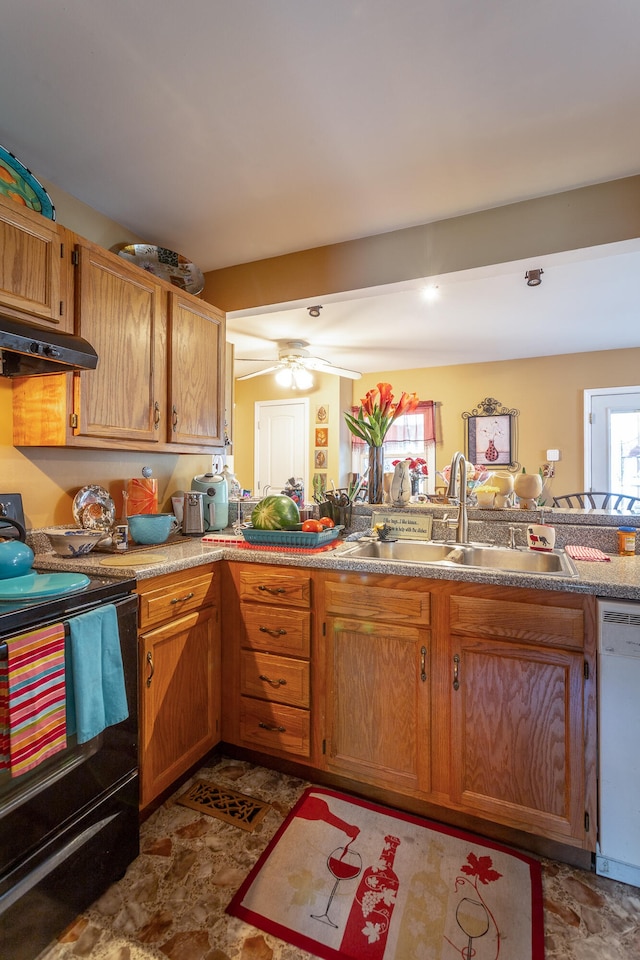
top-left (0, 493), bottom-right (26, 537)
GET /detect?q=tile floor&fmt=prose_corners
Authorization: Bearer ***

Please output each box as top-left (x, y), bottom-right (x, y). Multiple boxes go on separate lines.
top-left (37, 756), bottom-right (640, 960)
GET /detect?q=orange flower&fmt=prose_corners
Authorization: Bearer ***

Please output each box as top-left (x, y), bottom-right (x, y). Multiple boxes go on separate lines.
top-left (344, 382), bottom-right (421, 446)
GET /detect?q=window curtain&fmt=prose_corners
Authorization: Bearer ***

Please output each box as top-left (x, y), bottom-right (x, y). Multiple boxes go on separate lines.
top-left (350, 401), bottom-right (437, 491)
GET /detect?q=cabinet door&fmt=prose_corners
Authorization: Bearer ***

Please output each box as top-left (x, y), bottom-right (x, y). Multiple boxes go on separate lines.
top-left (0, 196), bottom-right (64, 325)
top-left (139, 607), bottom-right (220, 809)
top-left (449, 636), bottom-right (585, 843)
top-left (72, 240), bottom-right (166, 443)
top-left (324, 615), bottom-right (430, 795)
top-left (168, 293), bottom-right (225, 446)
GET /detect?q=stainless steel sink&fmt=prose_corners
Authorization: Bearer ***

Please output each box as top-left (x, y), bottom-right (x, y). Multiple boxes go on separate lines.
top-left (337, 539), bottom-right (579, 577)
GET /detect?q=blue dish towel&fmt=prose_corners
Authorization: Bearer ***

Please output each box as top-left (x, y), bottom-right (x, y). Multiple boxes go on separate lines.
top-left (66, 604), bottom-right (128, 744)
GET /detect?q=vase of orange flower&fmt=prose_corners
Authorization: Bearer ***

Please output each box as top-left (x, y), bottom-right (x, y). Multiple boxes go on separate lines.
top-left (344, 383), bottom-right (420, 504)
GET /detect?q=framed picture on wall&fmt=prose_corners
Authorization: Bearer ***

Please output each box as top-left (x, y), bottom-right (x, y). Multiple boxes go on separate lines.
top-left (315, 404), bottom-right (329, 424)
top-left (315, 427), bottom-right (328, 447)
top-left (314, 449), bottom-right (327, 469)
top-left (463, 397), bottom-right (519, 469)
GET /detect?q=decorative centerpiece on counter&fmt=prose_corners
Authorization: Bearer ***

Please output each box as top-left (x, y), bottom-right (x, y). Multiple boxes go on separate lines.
top-left (344, 382), bottom-right (420, 504)
top-left (514, 468), bottom-right (543, 509)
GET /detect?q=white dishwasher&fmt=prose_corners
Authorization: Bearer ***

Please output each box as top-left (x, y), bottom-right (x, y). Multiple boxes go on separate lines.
top-left (596, 598), bottom-right (640, 887)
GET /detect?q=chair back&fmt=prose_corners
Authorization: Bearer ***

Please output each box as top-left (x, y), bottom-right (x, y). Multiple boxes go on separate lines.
top-left (552, 491), bottom-right (640, 511)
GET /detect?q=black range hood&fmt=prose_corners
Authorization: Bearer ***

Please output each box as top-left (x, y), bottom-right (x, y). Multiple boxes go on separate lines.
top-left (0, 315), bottom-right (98, 377)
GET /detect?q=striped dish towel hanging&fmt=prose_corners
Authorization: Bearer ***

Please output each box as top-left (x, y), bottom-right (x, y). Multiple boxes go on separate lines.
top-left (0, 622), bottom-right (67, 777)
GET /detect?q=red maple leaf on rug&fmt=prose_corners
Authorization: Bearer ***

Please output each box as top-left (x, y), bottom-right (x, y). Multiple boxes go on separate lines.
top-left (461, 852), bottom-right (503, 885)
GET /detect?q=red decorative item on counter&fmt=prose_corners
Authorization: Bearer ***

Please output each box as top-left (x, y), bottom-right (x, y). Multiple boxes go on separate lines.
top-left (126, 477), bottom-right (158, 515)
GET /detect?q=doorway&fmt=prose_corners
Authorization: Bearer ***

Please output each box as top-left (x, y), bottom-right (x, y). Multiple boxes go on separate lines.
top-left (254, 398), bottom-right (309, 499)
top-left (585, 387), bottom-right (640, 496)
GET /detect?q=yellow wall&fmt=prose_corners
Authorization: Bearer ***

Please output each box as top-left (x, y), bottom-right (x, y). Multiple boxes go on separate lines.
top-left (233, 371), bottom-right (352, 496)
top-left (205, 176), bottom-right (640, 502)
top-left (232, 347), bottom-right (640, 501)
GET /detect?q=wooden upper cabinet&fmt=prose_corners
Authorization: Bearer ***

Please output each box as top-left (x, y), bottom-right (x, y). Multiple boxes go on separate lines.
top-left (0, 195), bottom-right (66, 327)
top-left (168, 293), bottom-right (225, 447)
top-left (72, 239), bottom-right (166, 443)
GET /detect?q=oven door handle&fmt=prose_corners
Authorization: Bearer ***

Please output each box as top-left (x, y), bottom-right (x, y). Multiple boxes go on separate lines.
top-left (145, 650), bottom-right (154, 687)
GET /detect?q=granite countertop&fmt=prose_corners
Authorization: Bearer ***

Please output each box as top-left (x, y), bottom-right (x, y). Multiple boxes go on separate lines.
top-left (31, 531), bottom-right (640, 601)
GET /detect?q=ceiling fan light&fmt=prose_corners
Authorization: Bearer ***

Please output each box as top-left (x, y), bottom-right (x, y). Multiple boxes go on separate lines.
top-left (293, 367), bottom-right (313, 390)
top-left (275, 367), bottom-right (294, 387)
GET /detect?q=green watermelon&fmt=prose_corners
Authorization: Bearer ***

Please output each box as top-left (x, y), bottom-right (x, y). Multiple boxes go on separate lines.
top-left (251, 495), bottom-right (300, 530)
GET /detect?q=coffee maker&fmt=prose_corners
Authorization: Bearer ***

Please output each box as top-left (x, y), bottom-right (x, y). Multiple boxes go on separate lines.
top-left (191, 473), bottom-right (229, 531)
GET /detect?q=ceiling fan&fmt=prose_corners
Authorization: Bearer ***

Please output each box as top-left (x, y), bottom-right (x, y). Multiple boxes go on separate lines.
top-left (236, 339), bottom-right (362, 385)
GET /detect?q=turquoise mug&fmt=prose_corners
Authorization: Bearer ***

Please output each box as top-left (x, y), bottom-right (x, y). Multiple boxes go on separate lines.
top-left (128, 513), bottom-right (180, 545)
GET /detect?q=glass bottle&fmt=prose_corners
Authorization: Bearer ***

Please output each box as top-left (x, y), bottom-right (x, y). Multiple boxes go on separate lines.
top-left (340, 834), bottom-right (401, 957)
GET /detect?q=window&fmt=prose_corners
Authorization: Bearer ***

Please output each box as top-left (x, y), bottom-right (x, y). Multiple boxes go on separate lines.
top-left (350, 400), bottom-right (437, 494)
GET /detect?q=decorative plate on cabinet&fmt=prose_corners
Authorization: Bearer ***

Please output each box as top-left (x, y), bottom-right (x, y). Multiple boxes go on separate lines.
top-left (116, 243), bottom-right (204, 295)
top-left (0, 144), bottom-right (56, 219)
top-left (72, 485), bottom-right (116, 531)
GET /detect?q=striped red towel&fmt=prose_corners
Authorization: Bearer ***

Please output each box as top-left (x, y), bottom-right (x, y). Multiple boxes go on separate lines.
top-left (565, 545), bottom-right (611, 562)
top-left (0, 623), bottom-right (67, 777)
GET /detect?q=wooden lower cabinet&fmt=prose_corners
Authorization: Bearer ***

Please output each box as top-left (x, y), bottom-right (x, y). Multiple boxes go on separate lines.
top-left (221, 562), bottom-right (313, 761)
top-left (320, 574), bottom-right (431, 794)
top-left (138, 567), bottom-right (220, 809)
top-left (440, 586), bottom-right (596, 847)
top-left (219, 562), bottom-right (596, 852)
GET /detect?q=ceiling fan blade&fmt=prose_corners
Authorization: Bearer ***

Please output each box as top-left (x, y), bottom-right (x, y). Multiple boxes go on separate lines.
top-left (303, 356), bottom-right (362, 379)
top-left (236, 364), bottom-right (282, 381)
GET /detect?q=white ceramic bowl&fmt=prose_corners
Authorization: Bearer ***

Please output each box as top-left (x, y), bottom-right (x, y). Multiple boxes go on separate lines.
top-left (43, 528), bottom-right (109, 557)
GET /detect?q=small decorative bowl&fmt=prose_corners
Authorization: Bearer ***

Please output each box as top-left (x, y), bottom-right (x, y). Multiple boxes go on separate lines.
top-left (43, 528), bottom-right (110, 557)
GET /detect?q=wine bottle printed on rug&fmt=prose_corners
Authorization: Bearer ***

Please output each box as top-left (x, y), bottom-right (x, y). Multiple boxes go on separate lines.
top-left (227, 787), bottom-right (544, 960)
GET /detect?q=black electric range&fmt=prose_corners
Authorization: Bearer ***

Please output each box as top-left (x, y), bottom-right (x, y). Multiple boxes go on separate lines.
top-left (0, 571), bottom-right (137, 635)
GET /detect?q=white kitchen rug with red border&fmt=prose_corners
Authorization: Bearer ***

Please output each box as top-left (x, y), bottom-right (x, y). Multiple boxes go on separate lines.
top-left (227, 786), bottom-right (544, 960)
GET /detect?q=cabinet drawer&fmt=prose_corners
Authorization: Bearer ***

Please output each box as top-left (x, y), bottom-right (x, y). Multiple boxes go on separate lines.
top-left (240, 697), bottom-right (310, 757)
top-left (240, 650), bottom-right (310, 707)
top-left (239, 569), bottom-right (311, 608)
top-left (323, 578), bottom-right (430, 625)
top-left (138, 569), bottom-right (217, 629)
top-left (449, 595), bottom-right (585, 649)
top-left (240, 605), bottom-right (310, 656)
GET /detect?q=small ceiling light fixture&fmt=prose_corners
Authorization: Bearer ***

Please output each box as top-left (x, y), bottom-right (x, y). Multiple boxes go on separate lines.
top-left (421, 284), bottom-right (440, 303)
top-left (525, 268), bottom-right (544, 287)
top-left (307, 305), bottom-right (323, 318)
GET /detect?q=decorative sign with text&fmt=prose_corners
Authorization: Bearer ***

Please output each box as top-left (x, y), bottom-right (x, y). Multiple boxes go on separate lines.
top-left (372, 511), bottom-right (433, 540)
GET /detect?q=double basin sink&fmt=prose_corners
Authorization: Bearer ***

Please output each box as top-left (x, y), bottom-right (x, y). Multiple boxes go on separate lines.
top-left (337, 538), bottom-right (579, 577)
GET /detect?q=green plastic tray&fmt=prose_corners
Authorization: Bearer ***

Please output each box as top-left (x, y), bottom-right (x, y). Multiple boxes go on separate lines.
top-left (242, 525), bottom-right (342, 547)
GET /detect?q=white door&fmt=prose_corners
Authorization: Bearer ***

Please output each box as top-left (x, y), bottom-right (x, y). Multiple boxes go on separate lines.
top-left (585, 387), bottom-right (640, 495)
top-left (254, 398), bottom-right (309, 498)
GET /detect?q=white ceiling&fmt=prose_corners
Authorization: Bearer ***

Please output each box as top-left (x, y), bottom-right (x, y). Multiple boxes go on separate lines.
top-left (1, 1), bottom-right (640, 374)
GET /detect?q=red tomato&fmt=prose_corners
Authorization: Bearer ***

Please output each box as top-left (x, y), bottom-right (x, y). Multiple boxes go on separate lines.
top-left (318, 516), bottom-right (335, 528)
top-left (302, 519), bottom-right (324, 533)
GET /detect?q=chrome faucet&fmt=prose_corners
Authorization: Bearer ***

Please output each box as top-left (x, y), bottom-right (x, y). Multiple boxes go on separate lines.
top-left (446, 451), bottom-right (469, 543)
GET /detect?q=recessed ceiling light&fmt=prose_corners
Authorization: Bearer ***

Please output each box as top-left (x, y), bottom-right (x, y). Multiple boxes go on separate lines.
top-left (421, 284), bottom-right (440, 303)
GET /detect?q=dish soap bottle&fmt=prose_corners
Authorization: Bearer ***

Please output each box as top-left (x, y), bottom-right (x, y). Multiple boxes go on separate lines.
top-left (222, 464), bottom-right (242, 499)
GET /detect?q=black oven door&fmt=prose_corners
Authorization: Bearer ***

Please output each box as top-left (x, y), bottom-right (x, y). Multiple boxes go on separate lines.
top-left (0, 593), bottom-right (139, 960)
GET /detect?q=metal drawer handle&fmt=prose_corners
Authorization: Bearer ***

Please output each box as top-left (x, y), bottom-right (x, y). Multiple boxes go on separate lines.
top-left (453, 653), bottom-right (460, 691)
top-left (258, 721), bottom-right (286, 733)
top-left (258, 585), bottom-right (286, 595)
top-left (259, 626), bottom-right (287, 637)
top-left (153, 400), bottom-right (160, 429)
top-left (259, 674), bottom-right (287, 687)
top-left (420, 645), bottom-right (427, 682)
top-left (146, 650), bottom-right (154, 687)
top-left (172, 404), bottom-right (178, 432)
top-left (170, 592), bottom-right (195, 604)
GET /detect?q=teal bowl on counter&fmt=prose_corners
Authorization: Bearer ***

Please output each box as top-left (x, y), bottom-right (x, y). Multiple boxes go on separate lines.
top-left (128, 513), bottom-right (180, 545)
